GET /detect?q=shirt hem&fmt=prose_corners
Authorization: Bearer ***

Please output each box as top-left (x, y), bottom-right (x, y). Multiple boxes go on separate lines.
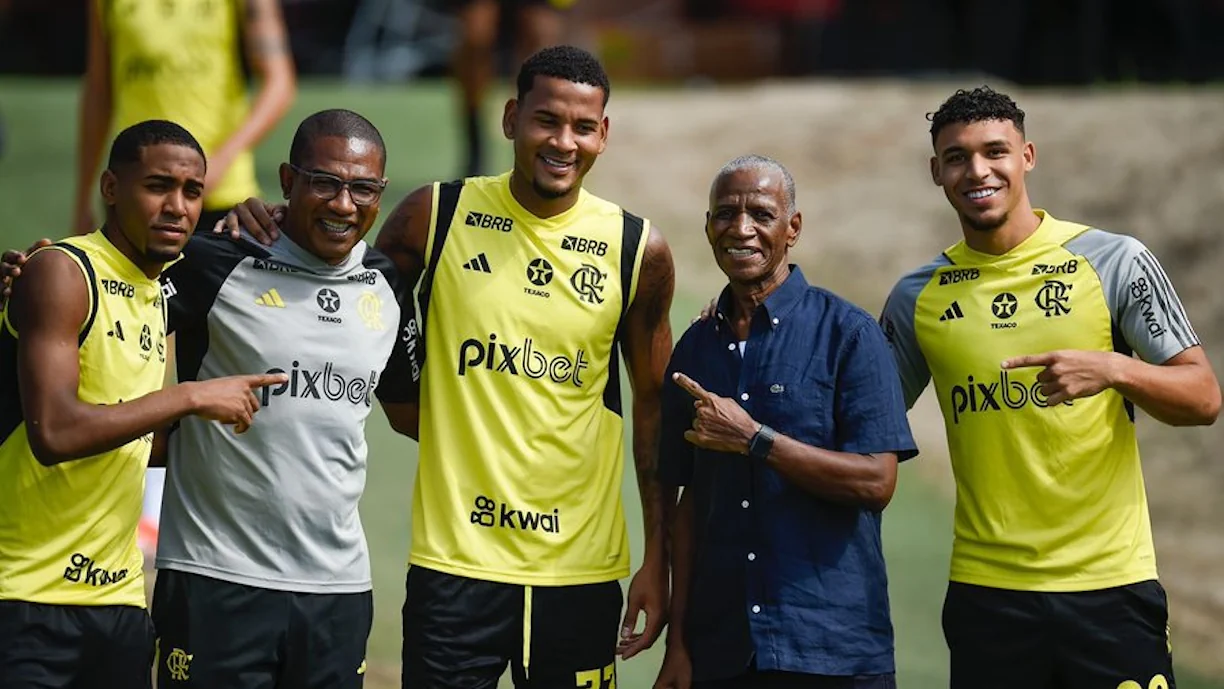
top-left (0, 593), bottom-right (146, 609)
top-left (157, 560), bottom-right (372, 594)
top-left (408, 554), bottom-right (629, 587)
top-left (949, 567), bottom-right (1159, 593)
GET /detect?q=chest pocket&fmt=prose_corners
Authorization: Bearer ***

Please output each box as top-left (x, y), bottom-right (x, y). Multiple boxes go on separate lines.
top-left (747, 365), bottom-right (831, 445)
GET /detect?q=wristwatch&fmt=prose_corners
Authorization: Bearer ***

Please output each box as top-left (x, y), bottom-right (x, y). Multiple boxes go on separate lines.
top-left (747, 424), bottom-right (776, 461)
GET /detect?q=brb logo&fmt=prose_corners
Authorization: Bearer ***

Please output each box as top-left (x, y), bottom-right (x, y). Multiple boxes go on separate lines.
top-left (457, 333), bottom-right (589, 387)
top-left (466, 211), bottom-right (514, 232)
top-left (949, 371), bottom-right (1069, 424)
top-left (561, 235), bottom-right (608, 256)
top-left (470, 495), bottom-right (561, 533)
top-left (938, 268), bottom-right (980, 286)
top-left (261, 361), bottom-right (379, 407)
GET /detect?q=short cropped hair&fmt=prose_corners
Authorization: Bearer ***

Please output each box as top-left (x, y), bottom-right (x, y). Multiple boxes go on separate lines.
top-left (516, 45), bottom-right (611, 106)
top-left (713, 154), bottom-right (797, 215)
top-left (927, 86), bottom-right (1026, 146)
top-left (289, 109), bottom-right (386, 169)
top-left (107, 120), bottom-right (205, 172)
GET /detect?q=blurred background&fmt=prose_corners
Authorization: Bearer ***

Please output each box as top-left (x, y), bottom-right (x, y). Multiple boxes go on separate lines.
top-left (1, 1), bottom-right (1223, 688)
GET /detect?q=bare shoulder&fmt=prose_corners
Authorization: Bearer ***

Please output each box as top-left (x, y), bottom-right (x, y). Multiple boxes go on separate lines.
top-left (10, 248), bottom-right (89, 332)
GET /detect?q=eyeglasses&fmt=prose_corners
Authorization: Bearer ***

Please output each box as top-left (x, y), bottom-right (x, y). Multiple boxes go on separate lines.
top-left (288, 164), bottom-right (386, 206)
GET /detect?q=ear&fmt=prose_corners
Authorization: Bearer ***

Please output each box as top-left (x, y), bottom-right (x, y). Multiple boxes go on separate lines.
top-left (100, 169), bottom-right (118, 207)
top-left (502, 99), bottom-right (518, 140)
top-left (597, 115), bottom-right (610, 155)
top-left (278, 163), bottom-right (294, 199)
top-left (929, 155), bottom-right (941, 186)
top-left (787, 211), bottom-right (802, 248)
top-left (1023, 141), bottom-right (1036, 172)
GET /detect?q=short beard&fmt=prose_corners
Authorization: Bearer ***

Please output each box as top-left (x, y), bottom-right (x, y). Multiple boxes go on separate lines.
top-left (532, 178), bottom-right (572, 201)
top-left (144, 247), bottom-right (182, 264)
top-left (962, 209), bottom-right (1008, 233)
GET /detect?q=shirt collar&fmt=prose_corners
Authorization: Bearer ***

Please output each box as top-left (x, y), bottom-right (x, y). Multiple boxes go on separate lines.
top-left (714, 264), bottom-right (809, 331)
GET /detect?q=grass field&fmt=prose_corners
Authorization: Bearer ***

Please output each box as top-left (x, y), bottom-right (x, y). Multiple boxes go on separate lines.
top-left (1, 78), bottom-right (1220, 689)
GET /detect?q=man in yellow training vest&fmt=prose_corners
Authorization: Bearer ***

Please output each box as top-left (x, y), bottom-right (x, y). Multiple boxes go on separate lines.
top-left (880, 86), bottom-right (1221, 689)
top-left (74, 0), bottom-right (297, 235)
top-left (0, 120), bottom-right (285, 689)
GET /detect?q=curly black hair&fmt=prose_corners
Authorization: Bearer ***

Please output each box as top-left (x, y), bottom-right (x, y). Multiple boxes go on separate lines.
top-left (927, 86), bottom-right (1025, 146)
top-left (516, 45), bottom-right (611, 106)
top-left (290, 109), bottom-right (386, 169)
top-left (108, 119), bottom-right (205, 172)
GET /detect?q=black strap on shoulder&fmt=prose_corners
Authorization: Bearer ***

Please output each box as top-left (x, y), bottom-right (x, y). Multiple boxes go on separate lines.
top-left (417, 179), bottom-right (464, 327)
top-left (52, 243), bottom-right (100, 347)
top-left (601, 210), bottom-right (648, 417)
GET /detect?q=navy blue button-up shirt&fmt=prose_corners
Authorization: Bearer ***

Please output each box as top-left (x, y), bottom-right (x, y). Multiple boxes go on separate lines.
top-left (659, 266), bottom-right (917, 682)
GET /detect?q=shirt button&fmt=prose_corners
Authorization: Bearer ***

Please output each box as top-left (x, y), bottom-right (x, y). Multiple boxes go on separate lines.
top-left (740, 393), bottom-right (749, 401)
top-left (727, 343), bottom-right (736, 351)
top-left (741, 500), bottom-right (750, 509)
top-left (751, 605), bottom-right (761, 614)
top-left (772, 317), bottom-right (779, 325)
top-left (747, 552), bottom-right (756, 561)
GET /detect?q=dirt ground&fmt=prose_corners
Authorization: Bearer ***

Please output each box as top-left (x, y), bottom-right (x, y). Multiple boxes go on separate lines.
top-left (585, 80), bottom-right (1224, 673)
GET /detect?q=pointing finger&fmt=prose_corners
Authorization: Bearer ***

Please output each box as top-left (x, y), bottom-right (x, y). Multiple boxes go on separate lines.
top-left (1001, 352), bottom-right (1057, 370)
top-left (247, 373), bottom-right (289, 389)
top-left (672, 372), bottom-right (711, 400)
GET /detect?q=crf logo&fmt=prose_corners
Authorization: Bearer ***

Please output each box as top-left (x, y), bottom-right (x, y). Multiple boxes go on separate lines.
top-left (457, 333), bottom-right (588, 387)
top-left (465, 211), bottom-right (513, 232)
top-left (949, 371), bottom-right (1070, 424)
top-left (938, 268), bottom-right (980, 286)
top-left (470, 495), bottom-right (561, 533)
top-left (570, 264), bottom-right (606, 304)
top-left (561, 235), bottom-right (608, 256)
top-left (63, 553), bottom-right (129, 587)
top-left (1035, 279), bottom-right (1072, 317)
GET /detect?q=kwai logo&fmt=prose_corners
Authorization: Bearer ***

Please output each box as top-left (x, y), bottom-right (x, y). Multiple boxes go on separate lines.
top-left (457, 333), bottom-right (589, 387)
top-left (949, 370), bottom-right (1071, 424)
top-left (470, 495), bottom-right (561, 533)
top-left (261, 361), bottom-right (379, 407)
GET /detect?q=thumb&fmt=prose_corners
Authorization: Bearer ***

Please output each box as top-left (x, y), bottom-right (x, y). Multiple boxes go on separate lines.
top-left (621, 600), bottom-right (643, 639)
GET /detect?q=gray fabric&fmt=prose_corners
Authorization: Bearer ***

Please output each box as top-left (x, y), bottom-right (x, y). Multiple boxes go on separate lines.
top-left (1065, 229), bottom-right (1199, 364)
top-left (879, 255), bottom-right (950, 410)
top-left (156, 233), bottom-right (411, 593)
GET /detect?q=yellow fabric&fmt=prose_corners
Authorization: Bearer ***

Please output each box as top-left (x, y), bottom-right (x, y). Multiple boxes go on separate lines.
top-left (916, 211), bottom-right (1156, 592)
top-left (0, 232), bottom-right (168, 607)
top-left (410, 174), bottom-right (647, 586)
top-left (103, 0), bottom-right (257, 209)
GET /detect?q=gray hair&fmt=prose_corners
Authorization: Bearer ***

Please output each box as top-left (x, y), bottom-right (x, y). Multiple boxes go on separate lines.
top-left (712, 154), bottom-right (797, 215)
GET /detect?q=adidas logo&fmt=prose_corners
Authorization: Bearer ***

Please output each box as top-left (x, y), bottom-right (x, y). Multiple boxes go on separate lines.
top-left (939, 301), bottom-right (964, 321)
top-left (463, 253), bottom-right (492, 273)
top-left (255, 289), bottom-right (286, 308)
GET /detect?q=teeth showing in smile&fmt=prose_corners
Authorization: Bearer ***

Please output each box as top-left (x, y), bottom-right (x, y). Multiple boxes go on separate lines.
top-left (968, 188), bottom-right (998, 200)
top-left (727, 248), bottom-right (754, 256)
top-left (542, 156), bottom-right (573, 169)
top-left (320, 220), bottom-right (351, 234)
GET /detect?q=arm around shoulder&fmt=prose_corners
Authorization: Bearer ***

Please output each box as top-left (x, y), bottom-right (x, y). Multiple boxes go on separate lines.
top-left (374, 184), bottom-right (434, 289)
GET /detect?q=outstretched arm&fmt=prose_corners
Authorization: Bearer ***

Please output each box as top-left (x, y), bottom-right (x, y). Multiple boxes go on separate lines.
top-left (73, 0), bottom-right (111, 235)
top-left (618, 225), bottom-right (676, 659)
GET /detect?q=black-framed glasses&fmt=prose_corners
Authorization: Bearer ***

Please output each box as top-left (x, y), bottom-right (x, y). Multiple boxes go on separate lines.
top-left (288, 164), bottom-right (386, 206)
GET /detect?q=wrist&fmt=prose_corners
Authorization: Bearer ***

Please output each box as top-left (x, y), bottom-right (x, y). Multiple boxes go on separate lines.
top-left (742, 422), bottom-right (762, 455)
top-left (747, 423), bottom-right (776, 461)
top-left (1108, 352), bottom-right (1134, 391)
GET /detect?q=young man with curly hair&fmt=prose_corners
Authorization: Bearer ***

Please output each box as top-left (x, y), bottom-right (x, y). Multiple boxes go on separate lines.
top-left (879, 86), bottom-right (1220, 689)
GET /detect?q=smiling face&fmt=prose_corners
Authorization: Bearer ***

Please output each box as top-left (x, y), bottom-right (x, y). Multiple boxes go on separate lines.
top-left (279, 135), bottom-right (386, 264)
top-left (931, 118), bottom-right (1036, 233)
top-left (503, 75), bottom-right (608, 209)
top-left (706, 167), bottom-right (801, 288)
top-left (101, 142), bottom-right (205, 271)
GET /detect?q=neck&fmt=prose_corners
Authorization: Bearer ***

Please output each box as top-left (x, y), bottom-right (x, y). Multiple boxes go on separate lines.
top-left (509, 170), bottom-right (580, 219)
top-left (728, 263), bottom-right (791, 327)
top-left (961, 199), bottom-right (1041, 256)
top-left (102, 220), bottom-right (163, 279)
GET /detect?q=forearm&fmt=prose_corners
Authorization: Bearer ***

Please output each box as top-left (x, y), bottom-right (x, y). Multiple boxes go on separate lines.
top-left (75, 75), bottom-right (110, 223)
top-left (633, 400), bottom-right (670, 562)
top-left (665, 487), bottom-right (694, 646)
top-left (1112, 353), bottom-right (1221, 426)
top-left (30, 386), bottom-right (197, 466)
top-left (216, 69), bottom-right (295, 159)
top-left (765, 434), bottom-right (897, 511)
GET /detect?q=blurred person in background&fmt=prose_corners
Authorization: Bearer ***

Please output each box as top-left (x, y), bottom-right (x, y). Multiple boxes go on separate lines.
top-left (75, 0), bottom-right (297, 561)
top-left (450, 0), bottom-right (570, 176)
top-left (880, 86), bottom-right (1221, 689)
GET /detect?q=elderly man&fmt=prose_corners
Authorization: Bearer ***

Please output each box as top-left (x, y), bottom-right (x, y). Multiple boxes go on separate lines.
top-left (653, 155), bottom-right (917, 689)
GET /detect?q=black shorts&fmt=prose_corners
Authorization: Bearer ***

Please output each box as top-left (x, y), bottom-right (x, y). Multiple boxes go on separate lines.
top-left (151, 569), bottom-right (373, 688)
top-left (402, 566), bottom-right (622, 689)
top-left (943, 579), bottom-right (1176, 689)
top-left (0, 599), bottom-right (155, 689)
top-left (694, 670), bottom-right (895, 689)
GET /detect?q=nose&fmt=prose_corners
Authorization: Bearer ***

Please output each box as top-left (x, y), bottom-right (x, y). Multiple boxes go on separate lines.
top-left (967, 153), bottom-right (991, 182)
top-left (728, 211), bottom-right (756, 238)
top-left (163, 189), bottom-right (188, 218)
top-left (550, 125), bottom-right (578, 154)
top-left (328, 185), bottom-right (358, 215)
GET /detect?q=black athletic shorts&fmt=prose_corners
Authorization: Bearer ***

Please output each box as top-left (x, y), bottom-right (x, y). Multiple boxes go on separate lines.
top-left (943, 579), bottom-right (1176, 689)
top-left (694, 669), bottom-right (895, 689)
top-left (402, 566), bottom-right (622, 689)
top-left (0, 599), bottom-right (155, 689)
top-left (151, 569), bottom-right (373, 688)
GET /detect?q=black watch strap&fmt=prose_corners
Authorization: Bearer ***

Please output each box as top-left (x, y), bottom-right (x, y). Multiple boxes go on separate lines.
top-left (748, 424), bottom-right (776, 461)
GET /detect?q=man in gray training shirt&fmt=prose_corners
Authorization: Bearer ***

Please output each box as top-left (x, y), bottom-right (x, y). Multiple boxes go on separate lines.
top-left (152, 109), bottom-right (420, 688)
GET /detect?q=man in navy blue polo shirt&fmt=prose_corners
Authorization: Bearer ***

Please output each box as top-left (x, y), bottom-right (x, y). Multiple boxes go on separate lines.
top-left (652, 155), bottom-right (918, 689)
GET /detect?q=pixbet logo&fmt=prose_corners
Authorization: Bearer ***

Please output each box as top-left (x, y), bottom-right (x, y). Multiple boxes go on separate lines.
top-left (470, 495), bottom-right (561, 533)
top-left (261, 361), bottom-right (379, 407)
top-left (457, 333), bottom-right (588, 387)
top-left (949, 370), bottom-right (1070, 424)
